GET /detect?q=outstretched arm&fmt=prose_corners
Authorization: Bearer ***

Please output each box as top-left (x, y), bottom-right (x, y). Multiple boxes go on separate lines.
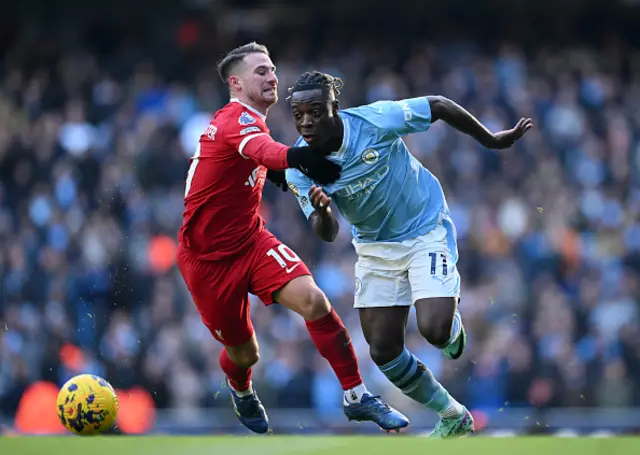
top-left (223, 124), bottom-right (341, 184)
top-left (235, 132), bottom-right (290, 169)
top-left (426, 95), bottom-right (533, 149)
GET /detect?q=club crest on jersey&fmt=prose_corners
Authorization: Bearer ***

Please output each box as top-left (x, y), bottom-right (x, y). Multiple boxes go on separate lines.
top-left (238, 112), bottom-right (256, 126)
top-left (205, 125), bottom-right (217, 140)
top-left (361, 148), bottom-right (379, 165)
top-left (287, 182), bottom-right (300, 196)
top-left (300, 196), bottom-right (309, 208)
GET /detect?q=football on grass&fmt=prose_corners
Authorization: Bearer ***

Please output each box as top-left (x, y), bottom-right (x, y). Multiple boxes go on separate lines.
top-left (56, 374), bottom-right (119, 435)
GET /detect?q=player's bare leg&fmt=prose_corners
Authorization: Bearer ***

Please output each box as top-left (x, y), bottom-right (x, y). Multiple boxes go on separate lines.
top-left (274, 275), bottom-right (409, 431)
top-left (221, 335), bottom-right (259, 399)
top-left (224, 334), bottom-right (261, 371)
top-left (360, 305), bottom-right (473, 438)
top-left (220, 335), bottom-right (270, 434)
top-left (358, 306), bottom-right (410, 366)
top-left (413, 297), bottom-right (472, 437)
top-left (415, 297), bottom-right (466, 360)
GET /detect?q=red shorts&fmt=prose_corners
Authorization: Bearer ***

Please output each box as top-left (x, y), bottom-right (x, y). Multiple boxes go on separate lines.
top-left (176, 229), bottom-right (311, 347)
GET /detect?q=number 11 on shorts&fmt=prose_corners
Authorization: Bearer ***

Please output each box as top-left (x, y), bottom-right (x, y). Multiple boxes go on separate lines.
top-left (267, 244), bottom-right (301, 273)
top-left (429, 252), bottom-right (448, 276)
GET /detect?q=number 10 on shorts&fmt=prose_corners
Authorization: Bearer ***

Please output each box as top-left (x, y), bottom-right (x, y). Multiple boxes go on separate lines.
top-left (267, 244), bottom-right (301, 273)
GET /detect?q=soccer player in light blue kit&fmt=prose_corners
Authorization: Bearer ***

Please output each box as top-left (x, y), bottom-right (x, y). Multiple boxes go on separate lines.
top-left (271, 71), bottom-right (532, 437)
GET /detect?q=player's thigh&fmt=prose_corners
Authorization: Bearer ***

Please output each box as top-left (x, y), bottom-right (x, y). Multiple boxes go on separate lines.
top-left (176, 244), bottom-right (254, 347)
top-left (248, 230), bottom-right (315, 310)
top-left (414, 297), bottom-right (458, 346)
top-left (359, 306), bottom-right (410, 365)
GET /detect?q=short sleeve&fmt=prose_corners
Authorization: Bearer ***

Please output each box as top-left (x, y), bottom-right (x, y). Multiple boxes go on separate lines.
top-left (220, 110), bottom-right (269, 158)
top-left (285, 168), bottom-right (316, 219)
top-left (364, 97), bottom-right (432, 137)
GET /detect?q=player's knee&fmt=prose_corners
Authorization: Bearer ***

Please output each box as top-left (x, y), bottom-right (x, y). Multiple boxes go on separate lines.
top-left (297, 286), bottom-right (331, 321)
top-left (417, 317), bottom-right (452, 347)
top-left (369, 340), bottom-right (404, 366)
top-left (241, 351), bottom-right (260, 369)
top-left (416, 298), bottom-right (457, 347)
top-left (229, 349), bottom-right (260, 369)
top-left (226, 339), bottom-right (261, 369)
top-left (277, 277), bottom-right (331, 321)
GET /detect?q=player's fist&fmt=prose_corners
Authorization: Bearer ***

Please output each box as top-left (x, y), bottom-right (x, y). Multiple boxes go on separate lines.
top-left (286, 147), bottom-right (342, 185)
top-left (266, 170), bottom-right (288, 192)
top-left (488, 117), bottom-right (533, 150)
top-left (309, 185), bottom-right (332, 214)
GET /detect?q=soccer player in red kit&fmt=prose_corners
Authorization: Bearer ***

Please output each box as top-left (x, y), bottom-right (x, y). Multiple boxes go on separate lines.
top-left (176, 42), bottom-right (409, 434)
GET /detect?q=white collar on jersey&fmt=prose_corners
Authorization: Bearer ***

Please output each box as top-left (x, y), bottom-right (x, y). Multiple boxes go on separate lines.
top-left (229, 98), bottom-right (267, 120)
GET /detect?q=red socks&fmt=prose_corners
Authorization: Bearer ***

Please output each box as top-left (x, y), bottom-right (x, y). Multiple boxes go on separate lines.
top-left (219, 308), bottom-right (363, 392)
top-left (305, 308), bottom-right (363, 390)
top-left (219, 349), bottom-right (252, 392)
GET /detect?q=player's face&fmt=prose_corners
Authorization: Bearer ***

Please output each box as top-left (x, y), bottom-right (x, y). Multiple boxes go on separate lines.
top-left (290, 89), bottom-right (338, 148)
top-left (237, 53), bottom-right (278, 109)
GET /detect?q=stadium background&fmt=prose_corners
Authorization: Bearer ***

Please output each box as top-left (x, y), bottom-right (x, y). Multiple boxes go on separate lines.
top-left (1, 0), bottom-right (640, 436)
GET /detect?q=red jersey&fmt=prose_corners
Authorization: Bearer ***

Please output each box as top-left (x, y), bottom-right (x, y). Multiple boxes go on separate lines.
top-left (178, 99), bottom-right (290, 261)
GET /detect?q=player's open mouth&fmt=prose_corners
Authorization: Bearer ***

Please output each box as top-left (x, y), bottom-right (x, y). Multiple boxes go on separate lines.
top-left (302, 134), bottom-right (314, 141)
top-left (263, 88), bottom-right (276, 94)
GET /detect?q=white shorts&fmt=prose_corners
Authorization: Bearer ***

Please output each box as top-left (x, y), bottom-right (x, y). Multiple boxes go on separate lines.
top-left (353, 219), bottom-right (460, 308)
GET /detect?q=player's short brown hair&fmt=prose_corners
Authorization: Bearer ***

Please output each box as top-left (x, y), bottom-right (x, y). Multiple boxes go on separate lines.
top-left (217, 42), bottom-right (270, 85)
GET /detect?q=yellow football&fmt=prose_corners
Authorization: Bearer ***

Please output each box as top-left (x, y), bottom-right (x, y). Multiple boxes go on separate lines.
top-left (56, 374), bottom-right (119, 435)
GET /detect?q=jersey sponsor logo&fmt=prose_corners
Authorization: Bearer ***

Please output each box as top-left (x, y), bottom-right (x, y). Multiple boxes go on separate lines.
top-left (334, 164), bottom-right (390, 200)
top-left (244, 166), bottom-right (263, 188)
top-left (238, 112), bottom-right (256, 126)
top-left (204, 124), bottom-right (217, 140)
top-left (240, 126), bottom-right (261, 136)
top-left (361, 148), bottom-right (379, 165)
top-left (287, 182), bottom-right (300, 196)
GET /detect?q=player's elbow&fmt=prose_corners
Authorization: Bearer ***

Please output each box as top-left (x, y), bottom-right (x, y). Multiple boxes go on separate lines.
top-left (314, 226), bottom-right (339, 243)
top-left (322, 229), bottom-right (339, 243)
top-left (426, 95), bottom-right (453, 123)
top-left (309, 213), bottom-right (339, 242)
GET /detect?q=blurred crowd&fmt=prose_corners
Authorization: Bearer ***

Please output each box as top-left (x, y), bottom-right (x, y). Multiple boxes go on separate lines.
top-left (1, 4), bottom-right (640, 423)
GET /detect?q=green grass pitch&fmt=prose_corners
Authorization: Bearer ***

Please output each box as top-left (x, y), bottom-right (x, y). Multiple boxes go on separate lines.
top-left (1, 435), bottom-right (639, 455)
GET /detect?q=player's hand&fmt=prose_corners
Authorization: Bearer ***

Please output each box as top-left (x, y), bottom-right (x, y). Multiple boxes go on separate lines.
top-left (266, 170), bottom-right (288, 192)
top-left (286, 147), bottom-right (342, 185)
top-left (309, 185), bottom-right (332, 215)
top-left (488, 117), bottom-right (534, 150)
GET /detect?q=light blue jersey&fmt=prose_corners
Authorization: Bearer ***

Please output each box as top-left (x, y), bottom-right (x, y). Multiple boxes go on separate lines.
top-left (286, 97), bottom-right (451, 244)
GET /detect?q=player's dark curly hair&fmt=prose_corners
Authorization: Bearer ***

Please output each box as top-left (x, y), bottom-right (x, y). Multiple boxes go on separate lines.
top-left (217, 42), bottom-right (270, 85)
top-left (287, 71), bottom-right (344, 99)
